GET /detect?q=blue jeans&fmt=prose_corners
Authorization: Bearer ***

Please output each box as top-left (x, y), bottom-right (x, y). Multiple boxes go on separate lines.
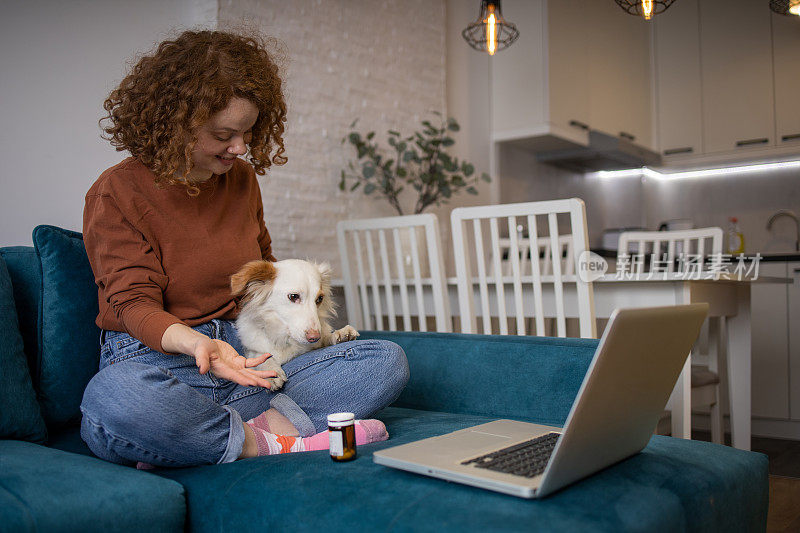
top-left (79, 319), bottom-right (408, 467)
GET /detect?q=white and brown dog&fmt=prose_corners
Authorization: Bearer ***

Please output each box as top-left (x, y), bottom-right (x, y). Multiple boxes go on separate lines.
top-left (231, 259), bottom-right (359, 390)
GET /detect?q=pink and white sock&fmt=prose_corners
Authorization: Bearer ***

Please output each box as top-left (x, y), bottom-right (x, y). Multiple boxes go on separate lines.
top-left (245, 418), bottom-right (388, 455)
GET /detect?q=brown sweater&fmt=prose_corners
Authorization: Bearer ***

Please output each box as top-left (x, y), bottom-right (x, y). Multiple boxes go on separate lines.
top-left (83, 157), bottom-right (276, 353)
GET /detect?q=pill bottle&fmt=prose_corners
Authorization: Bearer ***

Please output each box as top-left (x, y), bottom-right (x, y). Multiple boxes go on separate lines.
top-left (328, 412), bottom-right (357, 462)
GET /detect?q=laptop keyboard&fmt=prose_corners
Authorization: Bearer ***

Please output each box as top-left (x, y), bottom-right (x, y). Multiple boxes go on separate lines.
top-left (460, 432), bottom-right (560, 478)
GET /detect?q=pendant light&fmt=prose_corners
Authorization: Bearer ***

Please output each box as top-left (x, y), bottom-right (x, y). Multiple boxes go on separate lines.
top-left (770, 0), bottom-right (800, 16)
top-left (462, 0), bottom-right (519, 56)
top-left (614, 0), bottom-right (676, 21)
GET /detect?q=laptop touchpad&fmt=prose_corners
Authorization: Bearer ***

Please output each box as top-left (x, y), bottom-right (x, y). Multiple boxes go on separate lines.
top-left (431, 430), bottom-right (513, 456)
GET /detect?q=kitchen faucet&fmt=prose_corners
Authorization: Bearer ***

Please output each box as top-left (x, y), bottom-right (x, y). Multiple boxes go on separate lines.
top-left (766, 209), bottom-right (800, 252)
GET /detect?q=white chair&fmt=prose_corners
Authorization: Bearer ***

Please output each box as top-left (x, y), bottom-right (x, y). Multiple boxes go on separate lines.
top-left (617, 227), bottom-right (724, 275)
top-left (617, 227), bottom-right (726, 444)
top-left (451, 198), bottom-right (596, 338)
top-left (336, 214), bottom-right (451, 333)
top-left (491, 235), bottom-right (575, 278)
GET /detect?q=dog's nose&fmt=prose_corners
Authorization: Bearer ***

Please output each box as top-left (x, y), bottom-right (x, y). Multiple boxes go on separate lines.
top-left (305, 329), bottom-right (320, 343)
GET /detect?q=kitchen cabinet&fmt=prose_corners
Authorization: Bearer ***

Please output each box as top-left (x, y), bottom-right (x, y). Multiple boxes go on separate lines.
top-left (491, 0), bottom-right (587, 150)
top-left (789, 262), bottom-right (800, 420)
top-left (652, 0), bottom-right (800, 164)
top-left (771, 14), bottom-right (800, 151)
top-left (699, 0), bottom-right (775, 154)
top-left (750, 259), bottom-right (800, 437)
top-left (652, 0), bottom-right (703, 157)
top-left (585, 0), bottom-right (652, 149)
top-left (490, 0), bottom-right (654, 152)
top-left (751, 262), bottom-right (790, 419)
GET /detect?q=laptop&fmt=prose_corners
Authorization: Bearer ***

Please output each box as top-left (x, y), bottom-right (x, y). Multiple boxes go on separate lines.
top-left (373, 304), bottom-right (708, 498)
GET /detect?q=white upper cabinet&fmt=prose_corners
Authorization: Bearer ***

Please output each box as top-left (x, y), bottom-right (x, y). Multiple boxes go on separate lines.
top-left (546, 0), bottom-right (591, 145)
top-left (653, 0), bottom-right (703, 157)
top-left (490, 0), bottom-right (552, 142)
top-left (772, 13), bottom-right (800, 149)
top-left (490, 0), bottom-right (654, 151)
top-left (585, 0), bottom-right (653, 149)
top-left (490, 0), bottom-right (800, 167)
top-left (699, 0), bottom-right (775, 154)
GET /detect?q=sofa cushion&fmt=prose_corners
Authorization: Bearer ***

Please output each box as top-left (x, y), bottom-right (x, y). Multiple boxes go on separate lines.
top-left (0, 256), bottom-right (47, 443)
top-left (0, 440), bottom-right (185, 532)
top-left (0, 247), bottom-right (42, 374)
top-left (153, 406), bottom-right (767, 532)
top-left (360, 330), bottom-right (599, 425)
top-left (32, 225), bottom-right (101, 428)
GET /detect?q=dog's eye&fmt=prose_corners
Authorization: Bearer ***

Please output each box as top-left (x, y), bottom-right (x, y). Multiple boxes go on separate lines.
top-left (315, 294), bottom-right (324, 305)
top-left (288, 293), bottom-right (300, 303)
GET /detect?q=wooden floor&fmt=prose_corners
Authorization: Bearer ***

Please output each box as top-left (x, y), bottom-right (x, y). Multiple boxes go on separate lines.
top-left (692, 431), bottom-right (800, 532)
top-left (768, 476), bottom-right (800, 533)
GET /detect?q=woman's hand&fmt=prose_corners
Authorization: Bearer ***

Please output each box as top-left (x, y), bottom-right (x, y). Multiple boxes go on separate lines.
top-left (161, 323), bottom-right (276, 388)
top-left (192, 337), bottom-right (277, 388)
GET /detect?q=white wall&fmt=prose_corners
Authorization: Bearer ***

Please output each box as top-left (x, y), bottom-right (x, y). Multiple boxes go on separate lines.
top-left (0, 0), bottom-right (216, 246)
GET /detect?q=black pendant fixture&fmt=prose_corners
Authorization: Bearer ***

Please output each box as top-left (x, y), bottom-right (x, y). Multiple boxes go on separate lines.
top-left (770, 0), bottom-right (800, 16)
top-left (462, 0), bottom-right (519, 56)
top-left (615, 0), bottom-right (676, 21)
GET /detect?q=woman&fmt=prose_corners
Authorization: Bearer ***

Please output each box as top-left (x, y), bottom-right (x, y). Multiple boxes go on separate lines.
top-left (80, 30), bottom-right (409, 467)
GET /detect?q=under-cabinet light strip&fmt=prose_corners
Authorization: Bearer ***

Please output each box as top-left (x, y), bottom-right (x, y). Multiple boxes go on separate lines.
top-left (596, 159), bottom-right (800, 180)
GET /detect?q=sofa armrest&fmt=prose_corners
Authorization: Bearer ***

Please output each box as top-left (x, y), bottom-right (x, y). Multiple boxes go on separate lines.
top-left (358, 331), bottom-right (598, 426)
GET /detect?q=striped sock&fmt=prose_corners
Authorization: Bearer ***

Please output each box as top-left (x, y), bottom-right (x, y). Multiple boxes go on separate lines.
top-left (245, 419), bottom-right (389, 455)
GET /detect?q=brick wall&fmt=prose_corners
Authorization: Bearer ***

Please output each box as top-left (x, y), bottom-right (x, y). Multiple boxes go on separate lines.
top-left (218, 0), bottom-right (449, 273)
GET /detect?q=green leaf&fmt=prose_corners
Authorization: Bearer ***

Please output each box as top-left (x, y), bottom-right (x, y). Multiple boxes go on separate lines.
top-left (362, 164), bottom-right (375, 179)
top-left (384, 159), bottom-right (394, 169)
top-left (349, 118), bottom-right (358, 128)
top-left (467, 186), bottom-right (478, 195)
top-left (463, 163), bottom-right (475, 177)
top-left (349, 132), bottom-right (360, 144)
top-left (398, 142), bottom-right (407, 152)
top-left (357, 146), bottom-right (367, 159)
top-left (481, 173), bottom-right (491, 182)
top-left (367, 131), bottom-right (375, 140)
top-left (447, 118), bottom-right (460, 132)
top-left (364, 183), bottom-right (377, 194)
top-left (441, 185), bottom-right (452, 198)
top-left (442, 137), bottom-right (455, 147)
top-left (388, 136), bottom-right (396, 147)
top-left (403, 151), bottom-right (415, 162)
top-left (350, 181), bottom-right (361, 191)
top-left (397, 168), bottom-right (407, 177)
top-left (388, 130), bottom-right (401, 136)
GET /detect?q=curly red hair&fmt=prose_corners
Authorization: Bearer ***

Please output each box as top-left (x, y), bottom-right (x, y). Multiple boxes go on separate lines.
top-left (101, 30), bottom-right (288, 194)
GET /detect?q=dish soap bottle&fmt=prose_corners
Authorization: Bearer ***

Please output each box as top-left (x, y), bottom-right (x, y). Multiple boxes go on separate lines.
top-left (727, 217), bottom-right (745, 254)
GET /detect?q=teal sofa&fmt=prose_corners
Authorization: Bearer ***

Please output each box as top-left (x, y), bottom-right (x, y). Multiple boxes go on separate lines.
top-left (1, 226), bottom-right (769, 532)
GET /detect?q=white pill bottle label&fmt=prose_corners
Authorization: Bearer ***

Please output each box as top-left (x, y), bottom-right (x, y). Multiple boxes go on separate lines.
top-left (329, 431), bottom-right (344, 457)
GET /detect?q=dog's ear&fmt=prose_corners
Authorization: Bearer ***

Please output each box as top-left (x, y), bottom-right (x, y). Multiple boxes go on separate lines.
top-left (231, 260), bottom-right (277, 303)
top-left (316, 262), bottom-right (332, 284)
top-left (315, 261), bottom-right (337, 318)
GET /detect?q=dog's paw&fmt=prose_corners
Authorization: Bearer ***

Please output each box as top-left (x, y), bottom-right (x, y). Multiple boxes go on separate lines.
top-left (332, 325), bottom-right (360, 345)
top-left (256, 360), bottom-right (287, 391)
top-left (266, 366), bottom-right (287, 391)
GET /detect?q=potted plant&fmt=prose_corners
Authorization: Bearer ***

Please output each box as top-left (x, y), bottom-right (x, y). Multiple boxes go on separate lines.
top-left (339, 112), bottom-right (490, 215)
